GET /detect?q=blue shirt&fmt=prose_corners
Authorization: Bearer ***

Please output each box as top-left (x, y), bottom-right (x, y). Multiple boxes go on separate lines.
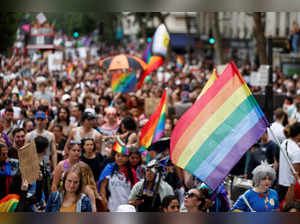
top-left (232, 188), bottom-right (279, 212)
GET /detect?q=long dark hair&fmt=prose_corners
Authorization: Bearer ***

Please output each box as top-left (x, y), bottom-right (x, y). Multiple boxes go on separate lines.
top-left (57, 106), bottom-right (71, 125)
top-left (111, 150), bottom-right (135, 187)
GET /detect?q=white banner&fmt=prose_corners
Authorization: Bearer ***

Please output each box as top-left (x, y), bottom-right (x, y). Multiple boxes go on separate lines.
top-left (48, 51), bottom-right (63, 71)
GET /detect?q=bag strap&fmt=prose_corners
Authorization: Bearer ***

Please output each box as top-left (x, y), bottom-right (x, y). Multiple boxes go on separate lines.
top-left (242, 194), bottom-right (256, 212)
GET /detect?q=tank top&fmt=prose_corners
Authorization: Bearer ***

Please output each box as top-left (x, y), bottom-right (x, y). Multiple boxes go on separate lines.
top-left (60, 202), bottom-right (76, 212)
top-left (73, 127), bottom-right (98, 141)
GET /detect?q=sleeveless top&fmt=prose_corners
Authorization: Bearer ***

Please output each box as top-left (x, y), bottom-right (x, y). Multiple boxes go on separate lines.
top-left (73, 127), bottom-right (98, 141)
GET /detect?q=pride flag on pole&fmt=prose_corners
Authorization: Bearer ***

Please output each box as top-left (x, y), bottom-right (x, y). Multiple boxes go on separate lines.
top-left (111, 71), bottom-right (137, 93)
top-left (137, 56), bottom-right (164, 89)
top-left (143, 40), bottom-right (152, 64)
top-left (176, 56), bottom-right (184, 70)
top-left (170, 61), bottom-right (269, 190)
top-left (113, 140), bottom-right (129, 155)
top-left (140, 90), bottom-right (167, 154)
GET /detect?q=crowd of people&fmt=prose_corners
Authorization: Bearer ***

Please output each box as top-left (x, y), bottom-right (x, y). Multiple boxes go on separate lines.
top-left (0, 38), bottom-right (300, 213)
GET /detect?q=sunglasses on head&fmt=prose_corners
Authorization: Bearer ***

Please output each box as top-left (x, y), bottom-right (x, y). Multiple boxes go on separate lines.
top-left (184, 192), bottom-right (201, 200)
top-left (68, 140), bottom-right (81, 148)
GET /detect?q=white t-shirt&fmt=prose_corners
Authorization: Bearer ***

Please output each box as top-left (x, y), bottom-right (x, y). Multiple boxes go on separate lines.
top-left (107, 170), bottom-right (131, 212)
top-left (267, 122), bottom-right (286, 145)
top-left (278, 139), bottom-right (300, 187)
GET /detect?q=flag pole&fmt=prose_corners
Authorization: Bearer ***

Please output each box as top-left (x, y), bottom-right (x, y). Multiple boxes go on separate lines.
top-left (267, 127), bottom-right (296, 174)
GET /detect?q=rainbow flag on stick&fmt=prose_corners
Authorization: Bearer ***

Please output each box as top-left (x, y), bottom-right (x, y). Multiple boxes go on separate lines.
top-left (111, 72), bottom-right (137, 93)
top-left (0, 194), bottom-right (19, 212)
top-left (140, 90), bottom-right (167, 154)
top-left (67, 64), bottom-right (74, 78)
top-left (137, 56), bottom-right (164, 89)
top-left (143, 40), bottom-right (152, 64)
top-left (176, 56), bottom-right (184, 70)
top-left (170, 61), bottom-right (269, 190)
top-left (113, 140), bottom-right (129, 155)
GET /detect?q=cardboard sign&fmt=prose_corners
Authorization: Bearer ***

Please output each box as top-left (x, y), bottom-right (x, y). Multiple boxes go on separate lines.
top-left (145, 97), bottom-right (168, 116)
top-left (17, 141), bottom-right (40, 185)
top-left (48, 51), bottom-right (63, 71)
top-left (250, 65), bottom-right (269, 87)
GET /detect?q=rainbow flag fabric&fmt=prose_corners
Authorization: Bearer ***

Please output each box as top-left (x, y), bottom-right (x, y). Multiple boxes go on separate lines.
top-left (176, 56), bottom-right (184, 70)
top-left (0, 194), bottom-right (19, 212)
top-left (143, 40), bottom-right (152, 64)
top-left (113, 140), bottom-right (129, 155)
top-left (197, 69), bottom-right (219, 100)
top-left (170, 62), bottom-right (269, 190)
top-left (140, 90), bottom-right (167, 153)
top-left (111, 72), bottom-right (137, 93)
top-left (137, 56), bottom-right (164, 89)
top-left (67, 64), bottom-right (74, 78)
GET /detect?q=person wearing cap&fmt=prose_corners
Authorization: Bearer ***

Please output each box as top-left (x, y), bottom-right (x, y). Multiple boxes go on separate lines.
top-left (25, 111), bottom-right (57, 174)
top-left (128, 160), bottom-right (174, 212)
top-left (61, 94), bottom-right (72, 108)
top-left (65, 111), bottom-right (102, 154)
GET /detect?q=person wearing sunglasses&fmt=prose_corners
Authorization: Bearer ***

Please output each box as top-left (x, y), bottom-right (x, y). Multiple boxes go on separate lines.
top-left (183, 188), bottom-right (207, 212)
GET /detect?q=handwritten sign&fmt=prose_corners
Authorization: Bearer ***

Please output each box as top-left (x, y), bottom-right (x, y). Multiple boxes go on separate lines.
top-left (17, 141), bottom-right (40, 185)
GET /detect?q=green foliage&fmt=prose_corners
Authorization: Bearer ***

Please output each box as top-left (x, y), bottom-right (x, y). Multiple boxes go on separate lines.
top-left (0, 12), bottom-right (24, 54)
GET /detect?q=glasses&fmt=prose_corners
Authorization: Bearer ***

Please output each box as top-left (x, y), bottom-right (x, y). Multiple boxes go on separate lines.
top-left (184, 192), bottom-right (201, 200)
top-left (170, 205), bottom-right (180, 210)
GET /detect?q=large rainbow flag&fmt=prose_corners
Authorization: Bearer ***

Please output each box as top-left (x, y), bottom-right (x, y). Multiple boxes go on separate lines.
top-left (140, 90), bottom-right (167, 153)
top-left (170, 62), bottom-right (269, 190)
top-left (0, 194), bottom-right (19, 212)
top-left (197, 69), bottom-right (219, 100)
top-left (111, 72), bottom-right (137, 93)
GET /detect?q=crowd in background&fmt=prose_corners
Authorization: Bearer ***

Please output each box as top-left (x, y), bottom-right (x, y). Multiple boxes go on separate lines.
top-left (0, 40), bottom-right (300, 213)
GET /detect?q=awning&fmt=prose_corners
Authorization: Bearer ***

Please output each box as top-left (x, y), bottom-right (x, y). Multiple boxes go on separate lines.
top-left (170, 34), bottom-right (195, 49)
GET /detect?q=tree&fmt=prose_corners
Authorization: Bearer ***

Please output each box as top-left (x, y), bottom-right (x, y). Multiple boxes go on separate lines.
top-left (252, 12), bottom-right (267, 65)
top-left (210, 12), bottom-right (225, 65)
top-left (0, 12), bottom-right (24, 54)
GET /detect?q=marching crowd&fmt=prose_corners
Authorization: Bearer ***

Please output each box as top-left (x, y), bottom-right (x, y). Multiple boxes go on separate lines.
top-left (0, 41), bottom-right (300, 213)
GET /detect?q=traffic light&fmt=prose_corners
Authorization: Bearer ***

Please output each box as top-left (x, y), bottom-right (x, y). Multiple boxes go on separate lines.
top-left (209, 37), bottom-right (216, 45)
top-left (73, 31), bottom-right (79, 39)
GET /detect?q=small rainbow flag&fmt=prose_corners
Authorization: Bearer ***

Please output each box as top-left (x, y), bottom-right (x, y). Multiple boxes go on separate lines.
top-left (0, 194), bottom-right (19, 212)
top-left (18, 90), bottom-right (24, 101)
top-left (176, 56), bottom-right (184, 70)
top-left (111, 72), bottom-right (137, 93)
top-left (143, 40), bottom-right (152, 64)
top-left (171, 62), bottom-right (269, 190)
top-left (113, 140), bottom-right (129, 155)
top-left (137, 56), bottom-right (164, 89)
top-left (140, 90), bottom-right (167, 154)
top-left (67, 64), bottom-right (74, 78)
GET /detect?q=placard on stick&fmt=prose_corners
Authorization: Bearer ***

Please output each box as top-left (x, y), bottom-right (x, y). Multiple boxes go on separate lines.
top-left (17, 141), bottom-right (40, 185)
top-left (145, 97), bottom-right (168, 116)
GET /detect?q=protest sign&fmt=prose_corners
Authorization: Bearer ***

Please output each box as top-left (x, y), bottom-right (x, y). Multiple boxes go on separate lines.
top-left (48, 51), bottom-right (63, 71)
top-left (17, 141), bottom-right (40, 185)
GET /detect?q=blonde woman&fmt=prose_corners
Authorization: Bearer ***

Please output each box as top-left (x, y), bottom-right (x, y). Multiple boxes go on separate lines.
top-left (72, 163), bottom-right (107, 212)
